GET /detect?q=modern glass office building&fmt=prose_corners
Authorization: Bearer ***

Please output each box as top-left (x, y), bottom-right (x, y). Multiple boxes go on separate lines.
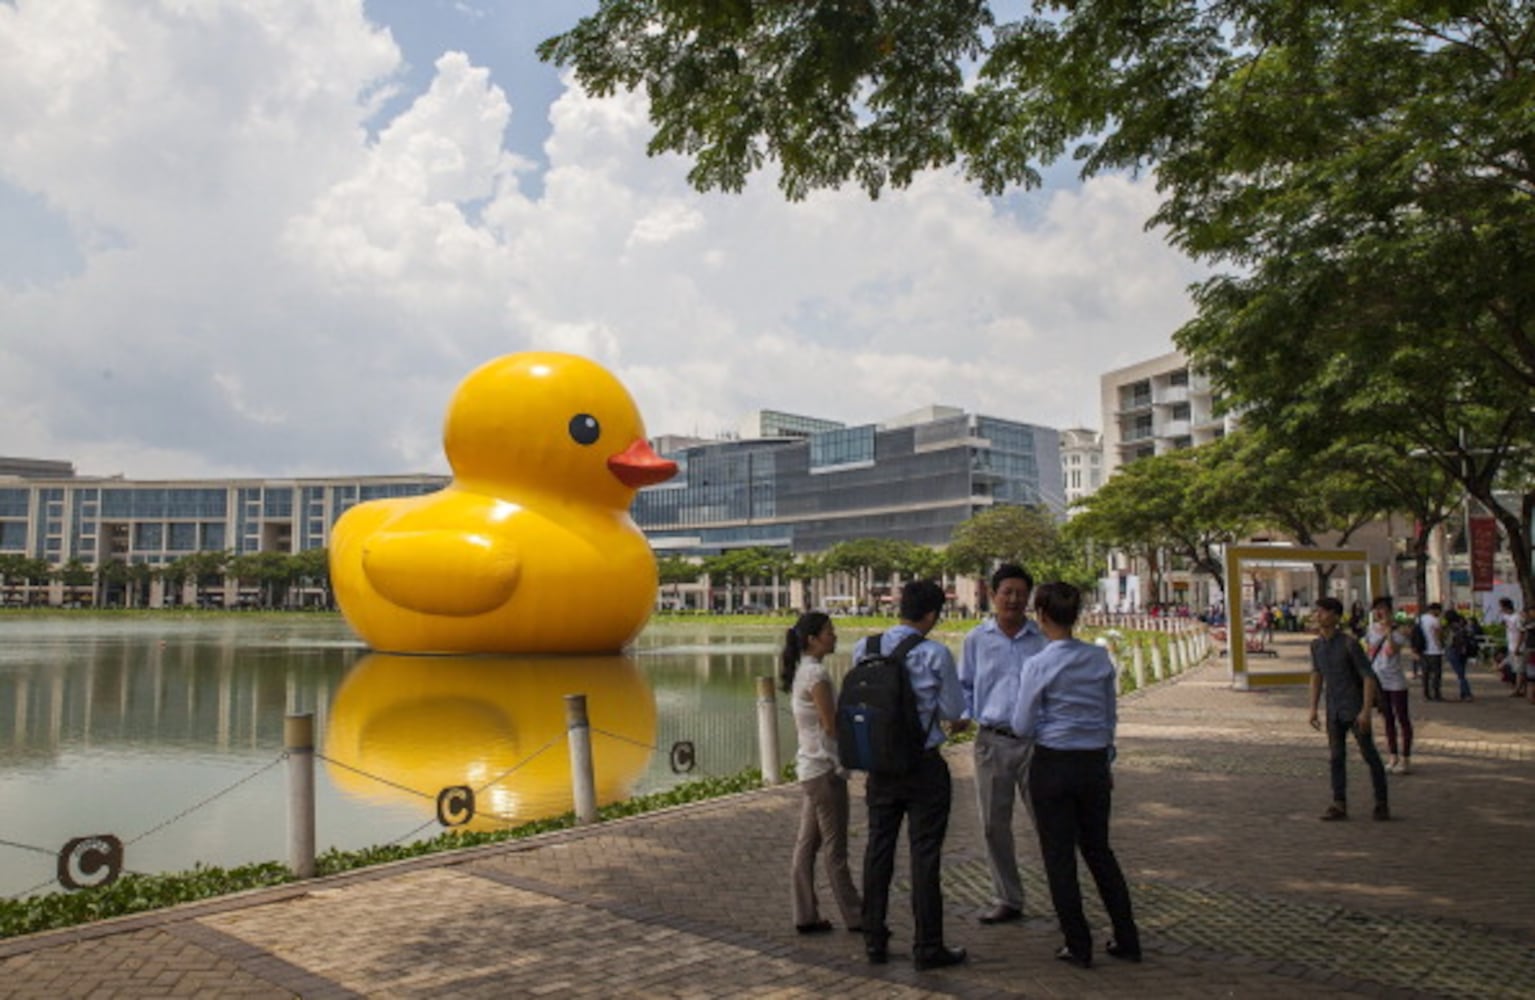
top-left (1, 403), bottom-right (1060, 602)
top-left (636, 407), bottom-right (1063, 556)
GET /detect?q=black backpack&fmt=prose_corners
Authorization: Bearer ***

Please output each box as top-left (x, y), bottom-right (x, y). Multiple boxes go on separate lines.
top-left (1409, 619), bottom-right (1428, 655)
top-left (1451, 622), bottom-right (1476, 658)
top-left (837, 632), bottom-right (932, 775)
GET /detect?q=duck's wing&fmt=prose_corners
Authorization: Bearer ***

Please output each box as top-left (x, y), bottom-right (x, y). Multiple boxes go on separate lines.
top-left (361, 529), bottom-right (520, 616)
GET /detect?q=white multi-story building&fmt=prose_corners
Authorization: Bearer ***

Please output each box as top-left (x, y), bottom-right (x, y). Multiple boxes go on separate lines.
top-left (1058, 428), bottom-right (1103, 512)
top-left (1100, 350), bottom-right (1236, 476)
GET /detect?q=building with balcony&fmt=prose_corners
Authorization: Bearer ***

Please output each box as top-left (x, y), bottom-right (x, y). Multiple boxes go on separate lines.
top-left (1100, 350), bottom-right (1236, 475)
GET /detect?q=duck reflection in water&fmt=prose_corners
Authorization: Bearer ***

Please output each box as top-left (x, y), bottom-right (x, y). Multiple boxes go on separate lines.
top-left (325, 653), bottom-right (657, 831)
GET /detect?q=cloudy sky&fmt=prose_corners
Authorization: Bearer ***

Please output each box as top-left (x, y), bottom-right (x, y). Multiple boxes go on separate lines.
top-left (0, 0), bottom-right (1206, 479)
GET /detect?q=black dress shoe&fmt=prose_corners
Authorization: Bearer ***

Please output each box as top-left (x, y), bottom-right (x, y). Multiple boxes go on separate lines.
top-left (913, 945), bottom-right (967, 971)
top-left (795, 919), bottom-right (833, 935)
top-left (1054, 945), bottom-right (1092, 968)
top-left (866, 944), bottom-right (889, 965)
top-left (1105, 939), bottom-right (1141, 962)
top-left (978, 904), bottom-right (1023, 925)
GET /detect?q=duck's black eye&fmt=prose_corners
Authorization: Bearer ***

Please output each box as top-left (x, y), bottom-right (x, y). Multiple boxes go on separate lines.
top-left (568, 414), bottom-right (600, 445)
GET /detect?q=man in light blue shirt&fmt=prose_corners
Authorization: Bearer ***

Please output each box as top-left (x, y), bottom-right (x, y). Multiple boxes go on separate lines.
top-left (1009, 581), bottom-right (1139, 968)
top-left (853, 580), bottom-right (969, 971)
top-left (959, 563), bottom-right (1045, 925)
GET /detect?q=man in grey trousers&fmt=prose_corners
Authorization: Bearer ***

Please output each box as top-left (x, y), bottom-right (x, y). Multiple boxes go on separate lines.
top-left (959, 563), bottom-right (1046, 924)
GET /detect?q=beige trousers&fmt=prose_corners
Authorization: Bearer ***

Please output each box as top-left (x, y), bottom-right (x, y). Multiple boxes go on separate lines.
top-left (791, 770), bottom-right (861, 927)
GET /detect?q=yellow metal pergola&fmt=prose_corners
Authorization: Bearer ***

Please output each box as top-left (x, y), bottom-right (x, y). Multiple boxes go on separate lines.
top-left (1223, 544), bottom-right (1383, 690)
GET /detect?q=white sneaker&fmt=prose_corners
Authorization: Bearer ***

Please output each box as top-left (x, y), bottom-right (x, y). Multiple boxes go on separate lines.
top-left (1386, 757), bottom-right (1400, 773)
top-left (1399, 759), bottom-right (1412, 775)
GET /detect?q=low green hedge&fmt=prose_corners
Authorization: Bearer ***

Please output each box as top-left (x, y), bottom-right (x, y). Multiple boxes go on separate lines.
top-left (0, 769), bottom-right (766, 940)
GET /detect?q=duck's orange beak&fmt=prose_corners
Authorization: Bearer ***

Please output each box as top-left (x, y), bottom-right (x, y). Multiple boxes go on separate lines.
top-left (608, 438), bottom-right (678, 489)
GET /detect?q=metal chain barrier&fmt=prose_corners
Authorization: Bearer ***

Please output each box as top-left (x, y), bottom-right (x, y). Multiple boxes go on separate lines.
top-left (590, 726), bottom-right (704, 777)
top-left (124, 755), bottom-right (287, 848)
top-left (384, 734), bottom-right (566, 846)
top-left (311, 753), bottom-right (439, 803)
top-left (4, 753), bottom-right (286, 899)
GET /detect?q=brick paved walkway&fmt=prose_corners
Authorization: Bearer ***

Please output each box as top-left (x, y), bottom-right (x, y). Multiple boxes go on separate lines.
top-left (3, 639), bottom-right (1533, 998)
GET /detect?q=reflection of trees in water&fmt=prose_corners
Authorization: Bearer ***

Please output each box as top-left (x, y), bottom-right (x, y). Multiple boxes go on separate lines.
top-left (0, 624), bottom-right (359, 761)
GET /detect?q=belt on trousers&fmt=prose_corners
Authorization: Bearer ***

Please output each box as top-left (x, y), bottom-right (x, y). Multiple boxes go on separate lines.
top-left (980, 724), bottom-right (1023, 739)
top-left (1033, 744), bottom-right (1110, 759)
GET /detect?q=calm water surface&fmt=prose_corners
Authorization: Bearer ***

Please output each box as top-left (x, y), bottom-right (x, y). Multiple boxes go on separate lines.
top-left (0, 615), bottom-right (947, 898)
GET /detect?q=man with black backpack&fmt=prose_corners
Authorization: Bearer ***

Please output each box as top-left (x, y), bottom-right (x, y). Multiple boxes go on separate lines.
top-left (844, 579), bottom-right (969, 971)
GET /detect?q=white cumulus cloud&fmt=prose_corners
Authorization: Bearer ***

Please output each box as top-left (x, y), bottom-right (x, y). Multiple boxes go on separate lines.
top-left (0, 0), bottom-right (1205, 479)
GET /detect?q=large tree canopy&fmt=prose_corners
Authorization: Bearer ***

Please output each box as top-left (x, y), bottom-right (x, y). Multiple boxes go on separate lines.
top-left (1067, 448), bottom-right (1252, 593)
top-left (544, 1), bottom-right (1535, 603)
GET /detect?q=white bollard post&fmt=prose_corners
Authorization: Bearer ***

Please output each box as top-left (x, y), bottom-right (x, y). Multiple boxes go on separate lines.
top-left (757, 676), bottom-right (781, 785)
top-left (1170, 639), bottom-right (1184, 675)
top-left (565, 694), bottom-right (598, 824)
top-left (1132, 643), bottom-right (1146, 690)
top-left (285, 713), bottom-right (315, 879)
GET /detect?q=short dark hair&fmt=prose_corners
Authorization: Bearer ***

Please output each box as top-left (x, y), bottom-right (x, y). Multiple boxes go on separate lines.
top-left (1500, 597), bottom-right (1515, 611)
top-left (1371, 596), bottom-right (1393, 611)
top-left (899, 579), bottom-right (946, 623)
top-left (1316, 597), bottom-right (1344, 615)
top-left (990, 563), bottom-right (1033, 593)
top-left (1427, 602), bottom-right (1442, 613)
top-left (1033, 581), bottom-right (1081, 628)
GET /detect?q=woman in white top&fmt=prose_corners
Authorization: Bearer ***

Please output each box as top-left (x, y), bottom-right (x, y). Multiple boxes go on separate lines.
top-left (1365, 597), bottom-right (1414, 774)
top-left (782, 611), bottom-right (861, 934)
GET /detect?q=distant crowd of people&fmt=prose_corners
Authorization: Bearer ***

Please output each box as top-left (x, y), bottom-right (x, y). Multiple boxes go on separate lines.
top-left (1307, 593), bottom-right (1534, 823)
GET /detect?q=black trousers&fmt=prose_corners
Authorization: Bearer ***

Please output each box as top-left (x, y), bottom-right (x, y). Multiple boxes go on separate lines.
top-left (862, 750), bottom-right (951, 955)
top-left (1325, 714), bottom-right (1388, 807)
top-left (1029, 745), bottom-right (1139, 960)
top-left (1420, 653), bottom-right (1443, 700)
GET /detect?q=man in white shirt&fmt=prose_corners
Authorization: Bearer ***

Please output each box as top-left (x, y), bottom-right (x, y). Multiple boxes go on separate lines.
top-left (1501, 598), bottom-right (1526, 696)
top-left (1418, 603), bottom-right (1444, 702)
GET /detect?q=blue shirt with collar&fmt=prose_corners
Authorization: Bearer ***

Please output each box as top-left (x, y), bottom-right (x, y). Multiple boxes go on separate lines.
top-left (1009, 637), bottom-right (1118, 751)
top-left (854, 624), bottom-right (965, 751)
top-left (959, 617), bottom-right (1047, 728)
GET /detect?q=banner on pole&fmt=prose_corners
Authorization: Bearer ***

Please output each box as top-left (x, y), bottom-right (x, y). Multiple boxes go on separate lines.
top-left (1469, 515), bottom-right (1498, 592)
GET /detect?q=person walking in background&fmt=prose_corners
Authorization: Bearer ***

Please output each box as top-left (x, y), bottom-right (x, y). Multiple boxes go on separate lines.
top-left (1309, 597), bottom-right (1390, 821)
top-left (1365, 597), bottom-right (1413, 774)
top-left (855, 580), bottom-right (970, 971)
top-left (1443, 609), bottom-right (1475, 702)
top-left (959, 563), bottom-right (1045, 926)
top-left (1498, 597), bottom-right (1523, 693)
top-left (1522, 606), bottom-right (1535, 704)
top-left (1418, 603), bottom-right (1445, 701)
top-left (1348, 602), bottom-right (1367, 639)
top-left (1010, 582), bottom-right (1141, 969)
top-left (781, 612), bottom-right (861, 935)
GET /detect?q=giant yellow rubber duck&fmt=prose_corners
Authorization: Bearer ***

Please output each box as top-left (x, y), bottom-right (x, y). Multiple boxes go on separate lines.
top-left (330, 352), bottom-right (678, 654)
top-left (325, 653), bottom-right (657, 831)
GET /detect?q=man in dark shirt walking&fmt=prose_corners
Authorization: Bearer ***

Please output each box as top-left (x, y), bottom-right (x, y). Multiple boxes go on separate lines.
top-left (1308, 597), bottom-right (1389, 821)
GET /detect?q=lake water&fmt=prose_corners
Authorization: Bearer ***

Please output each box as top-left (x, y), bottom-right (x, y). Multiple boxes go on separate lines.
top-left (0, 615), bottom-right (930, 899)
